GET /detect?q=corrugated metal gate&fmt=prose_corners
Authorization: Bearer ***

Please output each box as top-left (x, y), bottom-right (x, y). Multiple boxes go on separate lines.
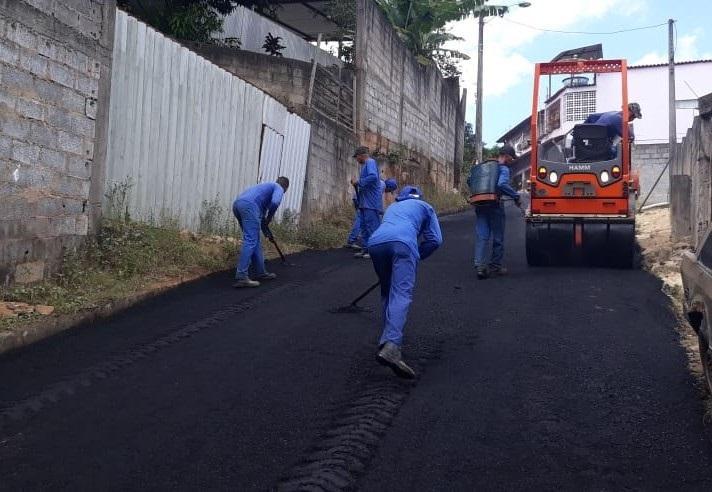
top-left (106, 10), bottom-right (312, 229)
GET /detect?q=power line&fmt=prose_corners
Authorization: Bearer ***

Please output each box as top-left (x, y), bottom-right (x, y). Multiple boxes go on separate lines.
top-left (499, 17), bottom-right (667, 35)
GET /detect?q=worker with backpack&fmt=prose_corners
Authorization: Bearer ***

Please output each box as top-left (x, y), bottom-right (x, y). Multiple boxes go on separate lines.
top-left (467, 145), bottom-right (521, 280)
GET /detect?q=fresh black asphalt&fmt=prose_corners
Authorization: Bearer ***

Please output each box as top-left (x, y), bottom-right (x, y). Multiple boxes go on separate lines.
top-left (2, 206), bottom-right (712, 490)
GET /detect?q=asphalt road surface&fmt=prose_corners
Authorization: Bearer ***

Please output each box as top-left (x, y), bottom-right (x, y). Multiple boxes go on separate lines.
top-left (2, 206), bottom-right (712, 491)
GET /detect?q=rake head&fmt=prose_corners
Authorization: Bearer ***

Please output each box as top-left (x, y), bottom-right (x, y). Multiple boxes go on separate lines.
top-left (328, 304), bottom-right (373, 314)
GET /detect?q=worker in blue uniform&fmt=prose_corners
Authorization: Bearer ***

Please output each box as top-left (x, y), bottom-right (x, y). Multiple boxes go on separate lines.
top-left (584, 102), bottom-right (642, 157)
top-left (232, 177), bottom-right (289, 288)
top-left (351, 146), bottom-right (382, 259)
top-left (368, 185), bottom-right (443, 379)
top-left (474, 145), bottom-right (520, 280)
top-left (346, 178), bottom-right (398, 249)
top-left (345, 193), bottom-right (362, 250)
top-left (383, 178), bottom-right (398, 205)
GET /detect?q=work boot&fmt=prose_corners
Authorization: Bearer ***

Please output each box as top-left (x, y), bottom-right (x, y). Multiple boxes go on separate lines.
top-left (232, 278), bottom-right (260, 288)
top-left (376, 342), bottom-right (416, 379)
top-left (255, 272), bottom-right (277, 281)
top-left (489, 266), bottom-right (508, 277)
top-left (354, 250), bottom-right (370, 259)
top-left (476, 267), bottom-right (489, 280)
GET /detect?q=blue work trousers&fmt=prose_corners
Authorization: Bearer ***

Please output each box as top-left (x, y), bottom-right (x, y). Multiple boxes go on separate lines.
top-left (368, 241), bottom-right (418, 347)
top-left (359, 208), bottom-right (381, 247)
top-left (347, 211), bottom-right (362, 245)
top-left (474, 203), bottom-right (505, 268)
top-left (233, 199), bottom-right (267, 280)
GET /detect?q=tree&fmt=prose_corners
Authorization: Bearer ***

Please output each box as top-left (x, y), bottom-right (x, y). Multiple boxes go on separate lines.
top-left (375, 0), bottom-right (502, 76)
top-left (117, 1), bottom-right (229, 41)
top-left (117, 1), bottom-right (280, 42)
top-left (463, 121), bottom-right (499, 176)
top-left (325, 0), bottom-right (356, 64)
top-left (464, 122), bottom-right (476, 164)
top-left (263, 33), bottom-right (286, 56)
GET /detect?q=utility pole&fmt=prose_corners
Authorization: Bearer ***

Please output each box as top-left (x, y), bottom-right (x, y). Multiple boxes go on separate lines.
top-left (472, 3), bottom-right (530, 164)
top-left (668, 18), bottom-right (676, 192)
top-left (474, 11), bottom-right (485, 163)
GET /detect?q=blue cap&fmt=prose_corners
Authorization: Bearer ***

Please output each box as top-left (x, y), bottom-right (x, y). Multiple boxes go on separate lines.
top-left (384, 178), bottom-right (398, 192)
top-left (396, 185), bottom-right (423, 201)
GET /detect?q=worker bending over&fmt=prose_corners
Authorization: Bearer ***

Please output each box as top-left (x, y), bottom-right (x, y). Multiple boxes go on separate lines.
top-left (232, 177), bottom-right (289, 288)
top-left (346, 178), bottom-right (398, 249)
top-left (383, 178), bottom-right (398, 207)
top-left (351, 146), bottom-right (382, 259)
top-left (584, 102), bottom-right (642, 157)
top-left (368, 185), bottom-right (443, 379)
top-left (473, 145), bottom-right (521, 280)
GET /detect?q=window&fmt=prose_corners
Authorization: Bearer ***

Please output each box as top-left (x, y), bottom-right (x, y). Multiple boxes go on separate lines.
top-left (565, 91), bottom-right (596, 122)
top-left (546, 100), bottom-right (561, 133)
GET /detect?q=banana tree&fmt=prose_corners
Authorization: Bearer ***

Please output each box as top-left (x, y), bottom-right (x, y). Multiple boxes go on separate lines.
top-left (375, 0), bottom-right (506, 74)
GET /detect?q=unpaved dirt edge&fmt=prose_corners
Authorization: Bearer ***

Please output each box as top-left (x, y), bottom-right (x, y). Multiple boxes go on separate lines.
top-left (0, 270), bottom-right (217, 356)
top-left (637, 206), bottom-right (712, 422)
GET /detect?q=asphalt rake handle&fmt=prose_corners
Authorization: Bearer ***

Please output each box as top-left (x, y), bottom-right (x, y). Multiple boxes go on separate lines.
top-left (269, 236), bottom-right (297, 267)
top-left (330, 280), bottom-right (381, 314)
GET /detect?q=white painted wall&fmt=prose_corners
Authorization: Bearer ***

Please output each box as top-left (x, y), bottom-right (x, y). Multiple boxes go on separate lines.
top-left (553, 61), bottom-right (712, 144)
top-left (106, 11), bottom-right (311, 230)
top-left (628, 62), bottom-right (710, 143)
top-left (504, 61), bottom-right (712, 147)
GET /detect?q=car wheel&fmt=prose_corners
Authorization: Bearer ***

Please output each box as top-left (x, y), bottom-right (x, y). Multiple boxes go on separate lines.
top-left (698, 332), bottom-right (712, 396)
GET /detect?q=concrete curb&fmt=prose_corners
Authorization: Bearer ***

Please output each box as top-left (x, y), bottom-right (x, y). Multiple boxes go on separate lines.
top-left (0, 273), bottom-right (211, 356)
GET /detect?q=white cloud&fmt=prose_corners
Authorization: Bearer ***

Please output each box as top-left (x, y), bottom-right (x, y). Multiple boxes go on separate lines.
top-left (633, 30), bottom-right (712, 66)
top-left (443, 0), bottom-right (651, 130)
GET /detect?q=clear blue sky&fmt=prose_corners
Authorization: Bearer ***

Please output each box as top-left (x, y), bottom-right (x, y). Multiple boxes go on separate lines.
top-left (448, 0), bottom-right (712, 146)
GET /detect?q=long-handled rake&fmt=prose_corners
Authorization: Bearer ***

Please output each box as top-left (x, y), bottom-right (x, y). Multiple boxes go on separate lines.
top-left (269, 237), bottom-right (297, 267)
top-left (329, 281), bottom-right (380, 314)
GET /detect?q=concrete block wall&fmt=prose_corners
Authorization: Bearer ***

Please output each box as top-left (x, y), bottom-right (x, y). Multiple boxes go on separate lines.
top-left (186, 44), bottom-right (312, 117)
top-left (355, 0), bottom-right (462, 192)
top-left (0, 0), bottom-right (115, 285)
top-left (671, 92), bottom-right (712, 245)
top-left (302, 110), bottom-right (358, 222)
top-left (632, 143), bottom-right (670, 206)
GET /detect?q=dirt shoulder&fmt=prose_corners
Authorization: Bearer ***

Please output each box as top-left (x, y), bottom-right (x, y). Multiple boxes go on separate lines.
top-left (636, 205), bottom-right (711, 418)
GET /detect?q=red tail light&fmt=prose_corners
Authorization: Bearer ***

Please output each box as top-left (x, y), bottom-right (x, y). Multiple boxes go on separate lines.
top-left (612, 165), bottom-right (621, 178)
top-left (538, 166), bottom-right (547, 179)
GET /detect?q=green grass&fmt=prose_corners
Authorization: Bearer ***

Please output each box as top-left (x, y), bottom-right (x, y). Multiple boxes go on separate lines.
top-left (0, 218), bottom-right (236, 329)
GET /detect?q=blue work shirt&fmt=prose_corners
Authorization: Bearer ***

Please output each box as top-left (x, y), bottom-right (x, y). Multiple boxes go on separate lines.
top-left (497, 165), bottom-right (520, 201)
top-left (357, 158), bottom-right (381, 210)
top-left (585, 111), bottom-right (624, 139)
top-left (368, 193), bottom-right (443, 260)
top-left (377, 179), bottom-right (386, 213)
top-left (235, 182), bottom-right (284, 221)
